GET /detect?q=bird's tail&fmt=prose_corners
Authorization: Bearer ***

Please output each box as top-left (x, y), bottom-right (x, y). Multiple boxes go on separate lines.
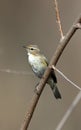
top-left (52, 84), bottom-right (61, 99)
top-left (48, 78), bottom-right (61, 99)
top-left (49, 81), bottom-right (61, 99)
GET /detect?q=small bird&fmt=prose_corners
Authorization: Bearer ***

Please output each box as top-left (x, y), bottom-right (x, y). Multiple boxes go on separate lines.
top-left (23, 45), bottom-right (61, 99)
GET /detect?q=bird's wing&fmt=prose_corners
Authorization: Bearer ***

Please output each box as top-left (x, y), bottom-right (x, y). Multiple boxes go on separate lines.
top-left (51, 71), bottom-right (57, 83)
top-left (43, 56), bottom-right (48, 65)
top-left (40, 55), bottom-right (48, 66)
top-left (41, 55), bottom-right (57, 83)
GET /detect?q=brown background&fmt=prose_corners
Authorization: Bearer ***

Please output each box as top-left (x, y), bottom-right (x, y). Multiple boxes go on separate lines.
top-left (0, 0), bottom-right (81, 130)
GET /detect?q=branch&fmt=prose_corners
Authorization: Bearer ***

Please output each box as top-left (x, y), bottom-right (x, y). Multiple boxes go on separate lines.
top-left (0, 68), bottom-right (32, 75)
top-left (54, 0), bottom-right (64, 39)
top-left (52, 66), bottom-right (81, 91)
top-left (55, 91), bottom-right (81, 130)
top-left (20, 14), bottom-right (81, 130)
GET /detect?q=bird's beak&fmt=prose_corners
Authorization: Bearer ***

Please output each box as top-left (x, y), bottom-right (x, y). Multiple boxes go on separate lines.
top-left (22, 45), bottom-right (26, 49)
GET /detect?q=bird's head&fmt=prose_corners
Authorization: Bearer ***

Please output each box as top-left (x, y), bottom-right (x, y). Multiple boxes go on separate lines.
top-left (23, 45), bottom-right (40, 55)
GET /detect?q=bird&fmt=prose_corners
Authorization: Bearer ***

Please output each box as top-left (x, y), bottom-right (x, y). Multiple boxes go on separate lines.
top-left (23, 44), bottom-right (61, 99)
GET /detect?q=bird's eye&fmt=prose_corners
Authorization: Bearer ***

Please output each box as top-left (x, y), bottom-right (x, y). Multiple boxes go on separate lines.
top-left (30, 48), bottom-right (34, 50)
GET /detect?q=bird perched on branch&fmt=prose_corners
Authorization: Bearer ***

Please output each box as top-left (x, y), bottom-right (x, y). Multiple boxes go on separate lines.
top-left (23, 45), bottom-right (61, 99)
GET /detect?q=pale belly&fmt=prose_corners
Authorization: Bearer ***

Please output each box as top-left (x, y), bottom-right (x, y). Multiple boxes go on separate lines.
top-left (28, 54), bottom-right (47, 78)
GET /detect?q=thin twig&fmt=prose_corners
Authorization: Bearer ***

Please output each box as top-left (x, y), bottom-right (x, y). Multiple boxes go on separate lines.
top-left (54, 0), bottom-right (64, 39)
top-left (52, 66), bottom-right (81, 91)
top-left (55, 91), bottom-right (81, 130)
top-left (0, 69), bottom-right (32, 75)
top-left (20, 14), bottom-right (81, 130)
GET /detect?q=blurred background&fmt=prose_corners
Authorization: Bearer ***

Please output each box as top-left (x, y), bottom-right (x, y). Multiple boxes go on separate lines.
top-left (0, 0), bottom-right (81, 130)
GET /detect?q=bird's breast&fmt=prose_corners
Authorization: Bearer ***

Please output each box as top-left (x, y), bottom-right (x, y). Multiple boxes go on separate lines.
top-left (28, 54), bottom-right (47, 78)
